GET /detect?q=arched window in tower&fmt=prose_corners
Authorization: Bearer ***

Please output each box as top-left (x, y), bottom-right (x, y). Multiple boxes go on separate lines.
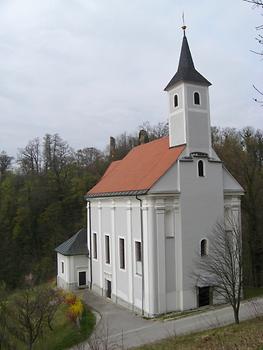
top-left (201, 239), bottom-right (208, 256)
top-left (174, 94), bottom-right (178, 108)
top-left (194, 92), bottom-right (200, 105)
top-left (198, 160), bottom-right (205, 177)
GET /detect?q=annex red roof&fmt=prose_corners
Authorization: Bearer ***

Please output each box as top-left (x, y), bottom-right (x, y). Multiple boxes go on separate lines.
top-left (87, 137), bottom-right (185, 197)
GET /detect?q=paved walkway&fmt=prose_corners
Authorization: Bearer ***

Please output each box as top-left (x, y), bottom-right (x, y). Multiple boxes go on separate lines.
top-left (76, 290), bottom-right (263, 349)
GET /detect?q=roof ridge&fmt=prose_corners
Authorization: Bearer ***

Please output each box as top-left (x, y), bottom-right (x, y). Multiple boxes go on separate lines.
top-left (87, 139), bottom-right (185, 197)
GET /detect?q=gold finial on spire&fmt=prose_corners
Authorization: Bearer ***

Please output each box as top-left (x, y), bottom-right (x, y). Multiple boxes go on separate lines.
top-left (181, 12), bottom-right (187, 35)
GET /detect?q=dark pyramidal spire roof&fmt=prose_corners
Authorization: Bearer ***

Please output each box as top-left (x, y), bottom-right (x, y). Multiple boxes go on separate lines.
top-left (55, 228), bottom-right (88, 256)
top-left (164, 32), bottom-right (211, 91)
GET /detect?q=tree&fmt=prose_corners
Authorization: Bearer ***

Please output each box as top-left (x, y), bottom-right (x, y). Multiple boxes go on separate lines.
top-left (42, 133), bottom-right (74, 175)
top-left (0, 151), bottom-right (13, 178)
top-left (17, 138), bottom-right (42, 175)
top-left (244, 0), bottom-right (263, 103)
top-left (244, 1), bottom-right (263, 6)
top-left (138, 120), bottom-right (169, 140)
top-left (195, 216), bottom-right (242, 324)
top-left (10, 285), bottom-right (61, 350)
top-left (0, 282), bottom-right (14, 349)
top-left (212, 127), bottom-right (263, 287)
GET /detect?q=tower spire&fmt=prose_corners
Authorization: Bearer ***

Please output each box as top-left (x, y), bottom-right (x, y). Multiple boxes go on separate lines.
top-left (164, 28), bottom-right (211, 91)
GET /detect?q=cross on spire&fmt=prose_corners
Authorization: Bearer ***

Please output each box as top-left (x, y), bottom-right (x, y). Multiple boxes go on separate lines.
top-left (182, 12), bottom-right (187, 36)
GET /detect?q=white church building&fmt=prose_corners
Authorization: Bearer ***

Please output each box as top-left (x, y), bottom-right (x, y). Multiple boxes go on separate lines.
top-left (56, 30), bottom-right (244, 316)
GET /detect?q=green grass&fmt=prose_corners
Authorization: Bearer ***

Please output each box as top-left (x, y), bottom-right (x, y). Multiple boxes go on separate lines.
top-left (136, 317), bottom-right (263, 350)
top-left (7, 285), bottom-right (95, 350)
top-left (35, 304), bottom-right (95, 350)
top-left (244, 287), bottom-right (263, 300)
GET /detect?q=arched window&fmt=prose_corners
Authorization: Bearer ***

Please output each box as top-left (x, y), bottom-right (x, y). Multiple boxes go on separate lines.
top-left (198, 160), bottom-right (204, 177)
top-left (174, 94), bottom-right (178, 108)
top-left (194, 92), bottom-right (200, 105)
top-left (201, 239), bottom-right (208, 256)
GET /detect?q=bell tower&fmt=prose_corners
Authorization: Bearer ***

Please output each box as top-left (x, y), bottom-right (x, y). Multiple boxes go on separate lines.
top-left (165, 27), bottom-right (212, 157)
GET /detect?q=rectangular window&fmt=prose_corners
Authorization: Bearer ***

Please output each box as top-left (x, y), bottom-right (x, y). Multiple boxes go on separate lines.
top-left (135, 241), bottom-right (142, 262)
top-left (135, 241), bottom-right (142, 275)
top-left (119, 238), bottom-right (125, 269)
top-left (61, 261), bottom-right (64, 274)
top-left (93, 233), bottom-right (98, 259)
top-left (105, 235), bottom-right (110, 264)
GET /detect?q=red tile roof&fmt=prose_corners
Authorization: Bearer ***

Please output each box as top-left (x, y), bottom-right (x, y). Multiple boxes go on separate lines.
top-left (87, 137), bottom-right (185, 197)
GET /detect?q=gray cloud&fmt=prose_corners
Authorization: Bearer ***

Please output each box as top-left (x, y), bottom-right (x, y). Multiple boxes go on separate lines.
top-left (0, 0), bottom-right (261, 157)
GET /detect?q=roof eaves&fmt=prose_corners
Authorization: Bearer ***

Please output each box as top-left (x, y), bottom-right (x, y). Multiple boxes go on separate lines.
top-left (85, 189), bottom-right (148, 199)
top-left (58, 251), bottom-right (89, 257)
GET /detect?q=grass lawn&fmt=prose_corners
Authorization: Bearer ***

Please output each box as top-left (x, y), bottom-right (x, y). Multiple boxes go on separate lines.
top-left (35, 304), bottom-right (95, 350)
top-left (136, 317), bottom-right (263, 350)
top-left (8, 286), bottom-right (95, 350)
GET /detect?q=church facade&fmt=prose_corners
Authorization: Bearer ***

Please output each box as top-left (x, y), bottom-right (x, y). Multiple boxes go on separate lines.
top-left (56, 30), bottom-right (244, 317)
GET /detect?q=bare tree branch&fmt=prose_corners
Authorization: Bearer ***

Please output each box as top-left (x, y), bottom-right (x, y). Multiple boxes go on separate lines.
top-left (194, 215), bottom-right (243, 324)
top-left (243, 0), bottom-right (263, 6)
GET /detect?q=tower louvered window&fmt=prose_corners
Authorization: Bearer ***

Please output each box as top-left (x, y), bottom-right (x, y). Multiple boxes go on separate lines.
top-left (174, 94), bottom-right (178, 107)
top-left (194, 92), bottom-right (200, 105)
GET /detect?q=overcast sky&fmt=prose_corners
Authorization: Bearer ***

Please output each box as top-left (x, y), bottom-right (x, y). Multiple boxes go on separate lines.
top-left (0, 0), bottom-right (262, 157)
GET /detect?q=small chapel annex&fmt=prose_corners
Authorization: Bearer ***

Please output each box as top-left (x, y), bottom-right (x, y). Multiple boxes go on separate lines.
top-left (56, 29), bottom-right (244, 317)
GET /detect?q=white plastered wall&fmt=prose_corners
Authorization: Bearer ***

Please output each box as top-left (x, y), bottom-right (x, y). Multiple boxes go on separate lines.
top-left (167, 82), bottom-right (212, 157)
top-left (57, 253), bottom-right (89, 290)
top-left (88, 197), bottom-right (144, 312)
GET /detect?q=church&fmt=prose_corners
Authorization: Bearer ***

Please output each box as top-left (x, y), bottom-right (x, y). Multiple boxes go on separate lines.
top-left (56, 28), bottom-right (244, 317)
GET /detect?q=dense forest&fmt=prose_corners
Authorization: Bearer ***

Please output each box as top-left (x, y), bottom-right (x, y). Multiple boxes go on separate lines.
top-left (0, 122), bottom-right (262, 289)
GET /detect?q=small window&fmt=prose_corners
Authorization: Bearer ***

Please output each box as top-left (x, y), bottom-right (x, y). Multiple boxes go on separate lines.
top-left (119, 238), bottom-right (125, 269)
top-left (61, 261), bottom-right (64, 274)
top-left (93, 233), bottom-right (98, 259)
top-left (135, 241), bottom-right (142, 262)
top-left (135, 241), bottom-right (142, 275)
top-left (174, 94), bottom-right (178, 107)
top-left (201, 239), bottom-right (208, 256)
top-left (194, 92), bottom-right (200, 105)
top-left (198, 160), bottom-right (204, 177)
top-left (105, 235), bottom-right (110, 264)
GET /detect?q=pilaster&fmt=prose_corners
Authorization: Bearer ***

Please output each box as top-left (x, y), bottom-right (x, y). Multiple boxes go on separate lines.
top-left (111, 200), bottom-right (117, 298)
top-left (174, 200), bottom-right (183, 310)
top-left (147, 201), bottom-right (157, 315)
top-left (155, 199), bottom-right (166, 314)
top-left (126, 200), bottom-right (133, 305)
top-left (98, 201), bottom-right (103, 291)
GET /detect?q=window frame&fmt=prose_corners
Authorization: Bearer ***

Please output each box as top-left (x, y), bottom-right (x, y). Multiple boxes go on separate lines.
top-left (119, 237), bottom-right (126, 270)
top-left (135, 241), bottom-right (142, 276)
top-left (174, 94), bottom-right (179, 108)
top-left (135, 241), bottom-right (142, 263)
top-left (200, 239), bottom-right (208, 257)
top-left (198, 160), bottom-right (205, 177)
top-left (93, 232), bottom-right (98, 260)
top-left (105, 234), bottom-right (111, 265)
top-left (61, 261), bottom-right (65, 274)
top-left (193, 91), bottom-right (201, 105)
